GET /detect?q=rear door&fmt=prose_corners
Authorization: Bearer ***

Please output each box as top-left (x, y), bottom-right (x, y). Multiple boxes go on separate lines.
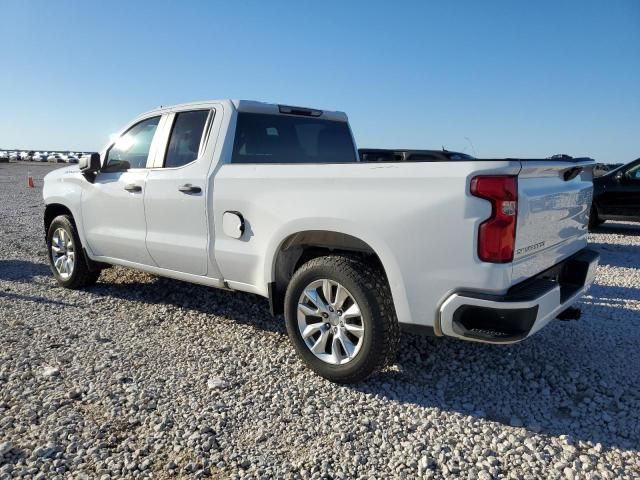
top-left (143, 107), bottom-right (223, 277)
top-left (512, 159), bottom-right (594, 282)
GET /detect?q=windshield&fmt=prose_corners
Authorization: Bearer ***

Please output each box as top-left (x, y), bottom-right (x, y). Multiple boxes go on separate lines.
top-left (232, 112), bottom-right (357, 164)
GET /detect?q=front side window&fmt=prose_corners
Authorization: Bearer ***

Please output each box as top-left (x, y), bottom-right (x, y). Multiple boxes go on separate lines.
top-left (626, 163), bottom-right (640, 180)
top-left (231, 112), bottom-right (356, 164)
top-left (106, 116), bottom-right (161, 169)
top-left (164, 110), bottom-right (210, 168)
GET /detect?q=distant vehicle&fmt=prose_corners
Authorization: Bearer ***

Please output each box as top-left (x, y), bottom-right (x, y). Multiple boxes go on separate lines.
top-left (0, 151), bottom-right (8, 163)
top-left (359, 148), bottom-right (475, 162)
top-left (33, 152), bottom-right (48, 162)
top-left (65, 154), bottom-right (79, 164)
top-left (20, 150), bottom-right (35, 161)
top-left (9, 151), bottom-right (21, 162)
top-left (547, 154), bottom-right (575, 161)
top-left (590, 158), bottom-right (640, 228)
top-left (47, 153), bottom-right (65, 163)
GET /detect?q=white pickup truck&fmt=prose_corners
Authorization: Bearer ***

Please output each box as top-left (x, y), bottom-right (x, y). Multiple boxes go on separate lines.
top-left (43, 100), bottom-right (599, 383)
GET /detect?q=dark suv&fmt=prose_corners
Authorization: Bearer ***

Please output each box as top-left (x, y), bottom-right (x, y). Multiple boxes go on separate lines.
top-left (590, 158), bottom-right (640, 229)
top-left (359, 149), bottom-right (474, 162)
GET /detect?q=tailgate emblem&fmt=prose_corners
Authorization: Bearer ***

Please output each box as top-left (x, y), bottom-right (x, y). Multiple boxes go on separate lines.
top-left (516, 241), bottom-right (546, 256)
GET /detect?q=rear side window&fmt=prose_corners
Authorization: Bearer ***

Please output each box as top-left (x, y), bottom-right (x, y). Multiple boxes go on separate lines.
top-left (106, 116), bottom-right (160, 169)
top-left (231, 112), bottom-right (356, 164)
top-left (164, 110), bottom-right (210, 168)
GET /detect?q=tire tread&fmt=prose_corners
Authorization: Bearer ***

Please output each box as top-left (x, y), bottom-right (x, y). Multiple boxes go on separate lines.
top-left (47, 215), bottom-right (101, 289)
top-left (286, 254), bottom-right (399, 383)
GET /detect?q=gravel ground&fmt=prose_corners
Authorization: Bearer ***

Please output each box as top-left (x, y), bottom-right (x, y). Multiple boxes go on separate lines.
top-left (1, 162), bottom-right (639, 479)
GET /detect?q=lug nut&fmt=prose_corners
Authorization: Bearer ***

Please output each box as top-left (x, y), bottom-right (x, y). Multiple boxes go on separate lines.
top-left (321, 312), bottom-right (329, 318)
top-left (337, 310), bottom-right (342, 316)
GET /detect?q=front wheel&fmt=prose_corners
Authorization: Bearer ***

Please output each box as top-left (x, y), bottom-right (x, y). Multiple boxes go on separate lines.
top-left (46, 215), bottom-right (101, 289)
top-left (284, 255), bottom-right (399, 383)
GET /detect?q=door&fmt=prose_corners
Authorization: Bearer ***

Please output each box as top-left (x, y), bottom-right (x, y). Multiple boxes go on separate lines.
top-left (82, 115), bottom-right (163, 265)
top-left (144, 108), bottom-right (222, 277)
top-left (599, 162), bottom-right (640, 219)
top-left (613, 163), bottom-right (640, 219)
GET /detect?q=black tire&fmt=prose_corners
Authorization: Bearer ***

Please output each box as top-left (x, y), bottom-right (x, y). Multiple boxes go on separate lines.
top-left (284, 255), bottom-right (399, 384)
top-left (588, 205), bottom-right (604, 230)
top-left (46, 215), bottom-right (101, 289)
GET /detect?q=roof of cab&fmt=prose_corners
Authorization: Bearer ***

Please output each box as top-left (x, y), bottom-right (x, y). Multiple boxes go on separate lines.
top-left (138, 99), bottom-right (348, 122)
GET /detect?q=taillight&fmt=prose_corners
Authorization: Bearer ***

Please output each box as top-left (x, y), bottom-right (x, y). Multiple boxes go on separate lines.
top-left (470, 175), bottom-right (518, 263)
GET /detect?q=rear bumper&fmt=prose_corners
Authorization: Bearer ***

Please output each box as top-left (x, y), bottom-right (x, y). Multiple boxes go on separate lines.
top-left (438, 247), bottom-right (599, 344)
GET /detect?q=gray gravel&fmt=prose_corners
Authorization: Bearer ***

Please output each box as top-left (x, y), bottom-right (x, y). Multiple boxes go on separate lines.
top-left (1, 162), bottom-right (639, 479)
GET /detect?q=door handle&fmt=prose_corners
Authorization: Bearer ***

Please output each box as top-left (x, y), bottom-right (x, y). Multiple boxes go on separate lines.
top-left (124, 184), bottom-right (142, 193)
top-left (178, 184), bottom-right (202, 194)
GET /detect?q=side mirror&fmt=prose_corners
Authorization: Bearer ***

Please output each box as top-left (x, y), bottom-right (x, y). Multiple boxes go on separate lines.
top-left (79, 153), bottom-right (101, 173)
top-left (79, 153), bottom-right (101, 181)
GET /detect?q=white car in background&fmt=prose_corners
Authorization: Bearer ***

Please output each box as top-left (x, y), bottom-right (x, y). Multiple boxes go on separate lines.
top-left (47, 153), bottom-right (65, 163)
top-left (0, 151), bottom-right (8, 162)
top-left (33, 152), bottom-right (48, 162)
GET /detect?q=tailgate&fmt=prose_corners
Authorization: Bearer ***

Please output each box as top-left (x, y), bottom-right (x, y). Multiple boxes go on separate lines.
top-left (512, 159), bottom-right (594, 283)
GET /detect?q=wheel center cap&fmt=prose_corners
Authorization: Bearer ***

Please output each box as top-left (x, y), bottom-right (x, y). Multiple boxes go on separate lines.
top-left (328, 313), bottom-right (340, 326)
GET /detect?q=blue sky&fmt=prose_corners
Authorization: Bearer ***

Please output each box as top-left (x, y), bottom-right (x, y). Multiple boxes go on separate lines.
top-left (1, 0), bottom-right (638, 163)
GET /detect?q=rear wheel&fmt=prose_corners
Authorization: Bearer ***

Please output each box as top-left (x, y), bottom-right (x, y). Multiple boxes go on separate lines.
top-left (47, 215), bottom-right (101, 289)
top-left (588, 205), bottom-right (604, 230)
top-left (284, 255), bottom-right (399, 383)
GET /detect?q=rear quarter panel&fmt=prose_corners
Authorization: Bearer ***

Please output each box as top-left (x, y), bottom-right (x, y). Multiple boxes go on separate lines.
top-left (212, 161), bottom-right (520, 327)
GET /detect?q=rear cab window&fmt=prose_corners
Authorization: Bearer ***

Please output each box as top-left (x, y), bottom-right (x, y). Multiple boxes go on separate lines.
top-left (231, 112), bottom-right (356, 164)
top-left (163, 110), bottom-right (210, 168)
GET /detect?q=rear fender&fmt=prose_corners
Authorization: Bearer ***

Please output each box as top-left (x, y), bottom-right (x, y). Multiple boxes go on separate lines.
top-left (264, 219), bottom-right (412, 325)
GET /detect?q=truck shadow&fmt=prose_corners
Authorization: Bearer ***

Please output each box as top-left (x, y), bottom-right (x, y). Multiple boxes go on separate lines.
top-left (89, 272), bottom-right (284, 334)
top-left (4, 259), bottom-right (637, 451)
top-left (87, 269), bottom-right (638, 450)
top-left (0, 259), bottom-right (51, 282)
top-left (360, 282), bottom-right (639, 451)
top-left (589, 222), bottom-right (640, 237)
top-left (589, 242), bottom-right (640, 269)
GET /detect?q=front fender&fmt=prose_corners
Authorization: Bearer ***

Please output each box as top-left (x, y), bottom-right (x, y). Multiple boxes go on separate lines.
top-left (43, 169), bottom-right (91, 255)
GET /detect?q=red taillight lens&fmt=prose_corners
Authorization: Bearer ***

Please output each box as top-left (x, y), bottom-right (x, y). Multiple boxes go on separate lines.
top-left (470, 175), bottom-right (518, 263)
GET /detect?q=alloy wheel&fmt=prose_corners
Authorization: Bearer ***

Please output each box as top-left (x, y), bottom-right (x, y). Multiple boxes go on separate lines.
top-left (297, 279), bottom-right (365, 365)
top-left (51, 228), bottom-right (75, 280)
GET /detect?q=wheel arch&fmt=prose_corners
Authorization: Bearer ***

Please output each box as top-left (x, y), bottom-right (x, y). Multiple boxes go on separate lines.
top-left (267, 229), bottom-right (408, 322)
top-left (44, 203), bottom-right (74, 234)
